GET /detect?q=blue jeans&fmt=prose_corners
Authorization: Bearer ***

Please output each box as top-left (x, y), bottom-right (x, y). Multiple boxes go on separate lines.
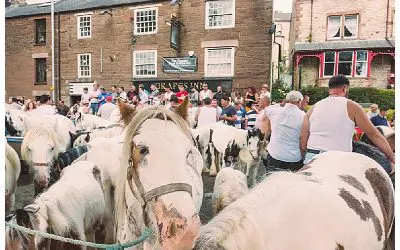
top-left (90, 103), bottom-right (99, 114)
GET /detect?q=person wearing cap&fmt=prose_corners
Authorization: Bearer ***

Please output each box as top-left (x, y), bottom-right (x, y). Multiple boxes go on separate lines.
top-left (367, 104), bottom-right (379, 118)
top-left (97, 95), bottom-right (116, 121)
top-left (300, 75), bottom-right (395, 174)
top-left (219, 95), bottom-right (237, 127)
top-left (264, 91), bottom-right (306, 171)
top-left (370, 107), bottom-right (391, 127)
top-left (176, 83), bottom-right (188, 104)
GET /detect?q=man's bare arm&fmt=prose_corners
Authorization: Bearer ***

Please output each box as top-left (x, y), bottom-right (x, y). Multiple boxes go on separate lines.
top-left (349, 101), bottom-right (395, 165)
top-left (300, 108), bottom-right (312, 157)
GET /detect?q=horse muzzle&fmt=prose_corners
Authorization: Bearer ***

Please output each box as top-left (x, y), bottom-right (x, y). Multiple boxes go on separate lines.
top-left (155, 201), bottom-right (201, 250)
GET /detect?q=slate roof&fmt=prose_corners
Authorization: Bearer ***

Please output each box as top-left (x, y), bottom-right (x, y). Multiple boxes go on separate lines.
top-left (5, 0), bottom-right (154, 18)
top-left (294, 40), bottom-right (395, 52)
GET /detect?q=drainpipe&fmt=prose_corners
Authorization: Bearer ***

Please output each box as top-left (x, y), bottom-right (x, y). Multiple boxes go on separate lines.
top-left (385, 0), bottom-right (394, 47)
top-left (310, 0), bottom-right (313, 42)
top-left (273, 31), bottom-right (282, 81)
top-left (58, 12), bottom-right (61, 101)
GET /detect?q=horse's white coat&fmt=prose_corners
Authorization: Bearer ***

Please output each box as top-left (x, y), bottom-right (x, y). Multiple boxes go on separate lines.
top-left (5, 143), bottom-right (21, 213)
top-left (5, 161), bottom-right (106, 250)
top-left (196, 151), bottom-right (394, 250)
top-left (73, 126), bottom-right (124, 147)
top-left (75, 113), bottom-right (115, 130)
top-left (5, 106), bottom-right (27, 136)
top-left (21, 125), bottom-right (67, 190)
top-left (114, 107), bottom-right (203, 249)
top-left (212, 168), bottom-right (248, 215)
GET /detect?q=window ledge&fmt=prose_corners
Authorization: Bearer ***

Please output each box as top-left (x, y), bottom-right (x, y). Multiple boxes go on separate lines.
top-left (34, 43), bottom-right (46, 46)
top-left (34, 82), bottom-right (47, 85)
top-left (319, 76), bottom-right (369, 80)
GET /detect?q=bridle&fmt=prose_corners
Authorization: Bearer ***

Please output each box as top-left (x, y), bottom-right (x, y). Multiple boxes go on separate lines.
top-left (125, 144), bottom-right (194, 227)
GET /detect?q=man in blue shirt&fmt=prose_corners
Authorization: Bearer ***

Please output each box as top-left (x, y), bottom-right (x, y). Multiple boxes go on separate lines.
top-left (98, 88), bottom-right (111, 107)
top-left (370, 107), bottom-right (390, 127)
top-left (219, 96), bottom-right (237, 126)
top-left (234, 101), bottom-right (245, 129)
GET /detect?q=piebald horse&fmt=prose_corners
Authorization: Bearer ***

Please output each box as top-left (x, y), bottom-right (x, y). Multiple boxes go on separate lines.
top-left (360, 126), bottom-right (395, 152)
top-left (114, 97), bottom-right (204, 249)
top-left (5, 142), bottom-right (21, 213)
top-left (195, 151), bottom-right (394, 250)
top-left (75, 113), bottom-right (116, 131)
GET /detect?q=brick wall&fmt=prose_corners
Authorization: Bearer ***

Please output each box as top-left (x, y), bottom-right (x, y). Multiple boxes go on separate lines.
top-left (5, 16), bottom-right (54, 100)
top-left (292, 0), bottom-right (395, 43)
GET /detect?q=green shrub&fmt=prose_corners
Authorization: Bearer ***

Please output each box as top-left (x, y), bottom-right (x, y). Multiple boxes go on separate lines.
top-left (301, 87), bottom-right (395, 109)
top-left (271, 79), bottom-right (290, 102)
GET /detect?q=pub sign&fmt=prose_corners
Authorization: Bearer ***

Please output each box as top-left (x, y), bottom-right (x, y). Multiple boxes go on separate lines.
top-left (162, 57), bottom-right (198, 73)
top-left (133, 79), bottom-right (232, 93)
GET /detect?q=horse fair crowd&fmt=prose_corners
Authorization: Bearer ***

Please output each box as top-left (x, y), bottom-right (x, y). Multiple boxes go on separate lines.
top-left (5, 74), bottom-right (396, 249)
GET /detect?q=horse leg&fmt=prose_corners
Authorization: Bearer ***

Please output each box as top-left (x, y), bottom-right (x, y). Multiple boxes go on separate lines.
top-left (202, 146), bottom-right (210, 173)
top-left (209, 149), bottom-right (218, 176)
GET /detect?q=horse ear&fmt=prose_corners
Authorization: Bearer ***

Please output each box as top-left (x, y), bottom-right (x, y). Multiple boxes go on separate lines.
top-left (174, 96), bottom-right (189, 121)
top-left (117, 98), bottom-right (135, 126)
top-left (16, 209), bottom-right (31, 228)
top-left (85, 133), bottom-right (90, 142)
top-left (258, 128), bottom-right (265, 141)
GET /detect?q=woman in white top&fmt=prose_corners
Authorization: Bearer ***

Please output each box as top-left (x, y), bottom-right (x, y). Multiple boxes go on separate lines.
top-left (195, 97), bottom-right (218, 128)
top-left (264, 91), bottom-right (305, 171)
top-left (300, 75), bottom-right (395, 174)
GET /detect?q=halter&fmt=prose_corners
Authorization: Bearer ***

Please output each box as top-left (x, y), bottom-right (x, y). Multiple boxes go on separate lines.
top-left (126, 143), bottom-right (194, 228)
top-left (32, 161), bottom-right (53, 167)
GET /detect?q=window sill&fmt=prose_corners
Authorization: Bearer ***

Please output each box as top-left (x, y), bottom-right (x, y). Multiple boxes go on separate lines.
top-left (326, 37), bottom-right (359, 42)
top-left (205, 26), bottom-right (235, 30)
top-left (34, 82), bottom-right (47, 85)
top-left (319, 76), bottom-right (368, 79)
top-left (78, 36), bottom-right (92, 40)
top-left (133, 32), bottom-right (158, 36)
top-left (34, 43), bottom-right (46, 46)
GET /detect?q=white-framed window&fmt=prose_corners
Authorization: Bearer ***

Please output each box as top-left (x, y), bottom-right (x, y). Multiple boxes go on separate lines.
top-left (77, 15), bottom-right (91, 39)
top-left (205, 0), bottom-right (235, 29)
top-left (134, 7), bottom-right (158, 35)
top-left (323, 51), bottom-right (336, 77)
top-left (355, 50), bottom-right (368, 77)
top-left (133, 50), bottom-right (157, 77)
top-left (78, 54), bottom-right (91, 78)
top-left (327, 14), bottom-right (358, 40)
top-left (204, 47), bottom-right (234, 77)
top-left (338, 51), bottom-right (353, 76)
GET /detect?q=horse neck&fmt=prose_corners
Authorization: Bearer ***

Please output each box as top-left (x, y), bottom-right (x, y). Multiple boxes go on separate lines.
top-left (233, 130), bottom-right (248, 148)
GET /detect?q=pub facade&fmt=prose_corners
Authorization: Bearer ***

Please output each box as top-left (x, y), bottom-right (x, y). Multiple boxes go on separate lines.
top-left (5, 0), bottom-right (273, 104)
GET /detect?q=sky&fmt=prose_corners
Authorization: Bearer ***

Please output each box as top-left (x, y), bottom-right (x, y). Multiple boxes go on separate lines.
top-left (274, 0), bottom-right (293, 13)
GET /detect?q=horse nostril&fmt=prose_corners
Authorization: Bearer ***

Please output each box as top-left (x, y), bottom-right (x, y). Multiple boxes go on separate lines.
top-left (169, 221), bottom-right (177, 238)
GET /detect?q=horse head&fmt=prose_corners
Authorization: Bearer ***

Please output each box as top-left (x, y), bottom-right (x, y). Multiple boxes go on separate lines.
top-left (224, 140), bottom-right (241, 168)
top-left (115, 97), bottom-right (203, 249)
top-left (21, 126), bottom-right (62, 193)
top-left (5, 204), bottom-right (50, 250)
top-left (246, 128), bottom-right (263, 160)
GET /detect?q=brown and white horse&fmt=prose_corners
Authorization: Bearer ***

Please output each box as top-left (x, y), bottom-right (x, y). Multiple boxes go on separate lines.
top-left (195, 151), bottom-right (394, 250)
top-left (114, 97), bottom-right (204, 249)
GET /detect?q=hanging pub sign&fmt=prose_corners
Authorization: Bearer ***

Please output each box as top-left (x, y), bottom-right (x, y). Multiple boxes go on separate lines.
top-left (170, 17), bottom-right (181, 51)
top-left (133, 79), bottom-right (233, 93)
top-left (162, 57), bottom-right (198, 73)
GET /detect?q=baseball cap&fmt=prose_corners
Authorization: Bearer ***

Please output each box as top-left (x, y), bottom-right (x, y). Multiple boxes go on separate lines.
top-left (106, 96), bottom-right (113, 101)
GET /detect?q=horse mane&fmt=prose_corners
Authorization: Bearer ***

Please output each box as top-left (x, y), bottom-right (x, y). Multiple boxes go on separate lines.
top-left (114, 105), bottom-right (192, 241)
top-left (21, 126), bottom-right (65, 164)
top-left (5, 143), bottom-right (21, 193)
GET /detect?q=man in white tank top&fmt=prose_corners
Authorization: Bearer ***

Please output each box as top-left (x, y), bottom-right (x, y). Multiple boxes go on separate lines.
top-left (195, 97), bottom-right (218, 128)
top-left (300, 75), bottom-right (395, 174)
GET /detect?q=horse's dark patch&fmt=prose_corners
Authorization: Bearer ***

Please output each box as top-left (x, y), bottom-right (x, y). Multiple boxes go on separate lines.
top-left (339, 175), bottom-right (367, 194)
top-left (335, 243), bottom-right (344, 250)
top-left (85, 132), bottom-right (91, 142)
top-left (362, 200), bottom-right (383, 241)
top-left (193, 235), bottom-right (226, 250)
top-left (365, 168), bottom-right (394, 240)
top-left (338, 189), bottom-right (367, 220)
top-left (306, 178), bottom-right (321, 184)
top-left (301, 172), bottom-right (312, 176)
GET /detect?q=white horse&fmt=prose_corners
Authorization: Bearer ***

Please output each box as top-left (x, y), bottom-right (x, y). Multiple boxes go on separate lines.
top-left (5, 143), bottom-right (21, 213)
top-left (114, 97), bottom-right (204, 249)
top-left (72, 125), bottom-right (124, 147)
top-left (75, 113), bottom-right (116, 131)
top-left (5, 161), bottom-right (106, 250)
top-left (194, 151), bottom-right (394, 250)
top-left (5, 106), bottom-right (27, 136)
top-left (21, 125), bottom-right (68, 195)
top-left (212, 167), bottom-right (248, 215)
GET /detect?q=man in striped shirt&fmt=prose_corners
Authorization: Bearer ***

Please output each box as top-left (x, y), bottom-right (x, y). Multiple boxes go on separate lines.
top-left (246, 105), bottom-right (258, 130)
top-left (234, 101), bottom-right (246, 129)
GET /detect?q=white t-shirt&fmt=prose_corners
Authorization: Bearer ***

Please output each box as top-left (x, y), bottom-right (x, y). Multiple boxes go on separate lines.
top-left (164, 91), bottom-right (174, 101)
top-left (197, 106), bottom-right (218, 128)
top-left (33, 104), bottom-right (57, 115)
top-left (267, 103), bottom-right (305, 162)
top-left (97, 103), bottom-right (116, 121)
top-left (90, 90), bottom-right (101, 103)
top-left (81, 93), bottom-right (91, 102)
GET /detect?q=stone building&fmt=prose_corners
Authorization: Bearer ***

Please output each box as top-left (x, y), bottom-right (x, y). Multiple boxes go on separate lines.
top-left (271, 11), bottom-right (292, 86)
top-left (289, 0), bottom-right (395, 89)
top-left (5, 0), bottom-right (273, 104)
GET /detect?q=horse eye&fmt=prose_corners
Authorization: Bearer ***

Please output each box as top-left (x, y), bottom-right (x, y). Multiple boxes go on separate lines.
top-left (50, 147), bottom-right (55, 151)
top-left (140, 147), bottom-right (149, 155)
top-left (27, 147), bottom-right (31, 152)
